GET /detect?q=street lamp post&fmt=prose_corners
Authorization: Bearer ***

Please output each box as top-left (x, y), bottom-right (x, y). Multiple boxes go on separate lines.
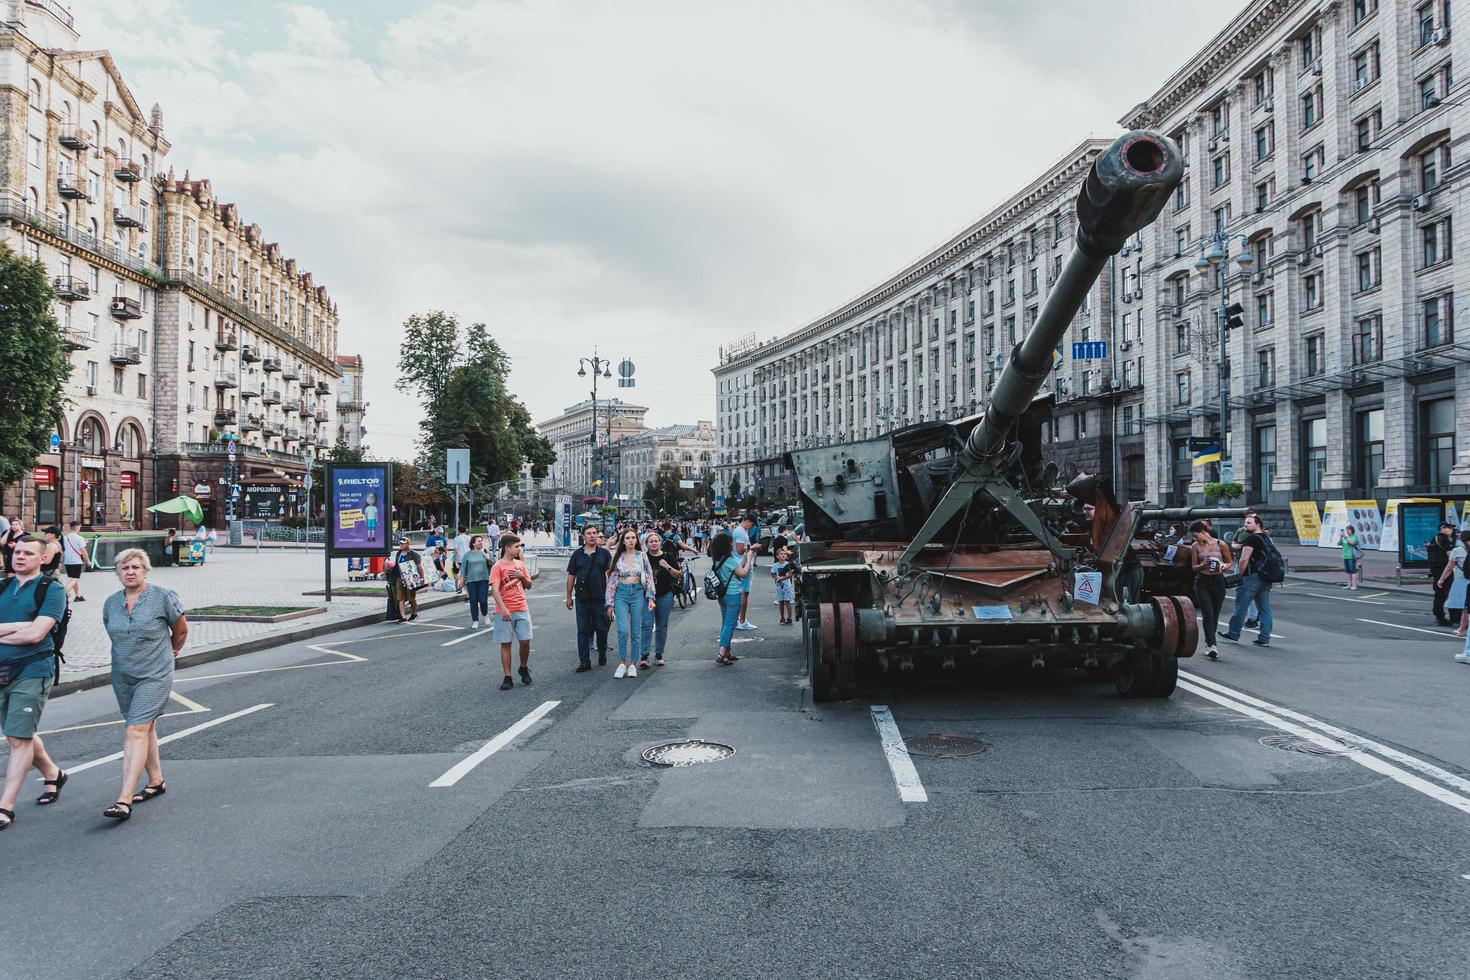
top-left (576, 351), bottom-right (614, 506)
top-left (1194, 232), bottom-right (1253, 484)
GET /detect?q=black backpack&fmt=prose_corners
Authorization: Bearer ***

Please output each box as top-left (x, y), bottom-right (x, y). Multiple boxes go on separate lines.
top-left (1256, 535), bottom-right (1287, 584)
top-left (27, 578), bottom-right (70, 683)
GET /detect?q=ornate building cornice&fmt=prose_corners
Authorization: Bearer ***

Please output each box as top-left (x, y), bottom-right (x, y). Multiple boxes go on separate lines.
top-left (1119, 0), bottom-right (1311, 131)
top-left (713, 139), bottom-right (1109, 374)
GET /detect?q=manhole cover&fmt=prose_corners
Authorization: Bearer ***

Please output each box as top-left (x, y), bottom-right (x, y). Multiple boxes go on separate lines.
top-left (1258, 733), bottom-right (1355, 757)
top-left (642, 739), bottom-right (737, 767)
top-left (730, 635), bottom-right (764, 644)
top-left (904, 733), bottom-right (990, 758)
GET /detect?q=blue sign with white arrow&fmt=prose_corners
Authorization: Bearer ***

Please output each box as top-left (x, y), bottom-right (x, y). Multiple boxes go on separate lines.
top-left (1071, 341), bottom-right (1108, 360)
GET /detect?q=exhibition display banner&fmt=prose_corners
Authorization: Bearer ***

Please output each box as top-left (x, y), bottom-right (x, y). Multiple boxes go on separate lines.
top-left (1318, 500), bottom-right (1382, 549)
top-left (1398, 502), bottom-right (1445, 567)
top-left (326, 462), bottom-right (393, 557)
top-left (1288, 501), bottom-right (1322, 546)
top-left (1379, 498), bottom-right (1441, 553)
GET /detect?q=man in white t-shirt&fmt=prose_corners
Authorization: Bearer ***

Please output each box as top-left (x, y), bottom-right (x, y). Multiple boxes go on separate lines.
top-left (61, 520), bottom-right (90, 602)
top-left (487, 519), bottom-right (501, 556)
top-left (452, 526), bottom-right (471, 563)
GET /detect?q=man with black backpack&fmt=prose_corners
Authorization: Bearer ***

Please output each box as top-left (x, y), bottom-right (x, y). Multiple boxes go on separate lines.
top-left (1221, 513), bottom-right (1282, 648)
top-left (0, 535), bottom-right (69, 831)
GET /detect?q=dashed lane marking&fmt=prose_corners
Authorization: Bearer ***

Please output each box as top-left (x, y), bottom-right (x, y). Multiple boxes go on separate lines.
top-left (1302, 592), bottom-right (1388, 605)
top-left (63, 704), bottom-right (273, 775)
top-left (870, 705), bottom-right (929, 804)
top-left (1356, 618), bottom-right (1460, 638)
top-left (430, 700), bottom-right (561, 788)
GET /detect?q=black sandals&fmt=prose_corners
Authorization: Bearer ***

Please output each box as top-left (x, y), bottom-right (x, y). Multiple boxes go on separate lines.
top-left (35, 770), bottom-right (67, 805)
top-left (132, 782), bottom-right (166, 804)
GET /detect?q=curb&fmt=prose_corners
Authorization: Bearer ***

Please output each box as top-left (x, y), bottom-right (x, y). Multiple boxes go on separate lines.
top-left (1286, 575), bottom-right (1435, 599)
top-left (52, 591), bottom-right (467, 698)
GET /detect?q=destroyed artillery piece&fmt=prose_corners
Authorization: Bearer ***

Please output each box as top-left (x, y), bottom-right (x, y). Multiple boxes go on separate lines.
top-left (786, 131), bottom-right (1200, 702)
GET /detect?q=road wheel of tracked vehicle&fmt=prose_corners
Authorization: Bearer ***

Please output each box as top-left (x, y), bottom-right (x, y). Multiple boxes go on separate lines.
top-left (1113, 648), bottom-right (1158, 698)
top-left (809, 603), bottom-right (839, 703)
top-left (835, 602), bottom-right (860, 701)
top-left (806, 615), bottom-right (833, 703)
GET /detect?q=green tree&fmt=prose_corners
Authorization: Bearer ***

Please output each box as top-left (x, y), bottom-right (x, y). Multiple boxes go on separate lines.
top-left (727, 476), bottom-right (741, 502)
top-left (395, 313), bottom-right (555, 484)
top-left (0, 245), bottom-right (67, 491)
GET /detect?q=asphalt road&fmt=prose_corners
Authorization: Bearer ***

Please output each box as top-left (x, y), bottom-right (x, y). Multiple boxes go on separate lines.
top-left (4, 561), bottom-right (1469, 980)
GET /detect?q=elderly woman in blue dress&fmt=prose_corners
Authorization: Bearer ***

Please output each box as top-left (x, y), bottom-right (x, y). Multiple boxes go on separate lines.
top-left (101, 548), bottom-right (187, 821)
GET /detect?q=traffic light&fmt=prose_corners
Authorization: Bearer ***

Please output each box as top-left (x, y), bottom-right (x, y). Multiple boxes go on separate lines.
top-left (1224, 302), bottom-right (1245, 330)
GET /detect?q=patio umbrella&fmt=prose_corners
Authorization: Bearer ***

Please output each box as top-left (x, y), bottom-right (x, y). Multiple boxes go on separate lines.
top-left (147, 494), bottom-right (204, 525)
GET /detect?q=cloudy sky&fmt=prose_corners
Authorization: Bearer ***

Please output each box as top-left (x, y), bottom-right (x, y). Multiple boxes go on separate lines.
top-left (69, 0), bottom-right (1243, 460)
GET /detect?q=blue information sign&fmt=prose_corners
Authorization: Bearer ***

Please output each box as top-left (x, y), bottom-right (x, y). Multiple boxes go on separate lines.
top-left (1071, 341), bottom-right (1108, 360)
top-left (49, 432), bottom-right (60, 450)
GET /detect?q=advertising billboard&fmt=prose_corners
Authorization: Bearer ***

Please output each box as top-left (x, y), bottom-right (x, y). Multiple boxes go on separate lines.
top-left (325, 462), bottom-right (393, 557)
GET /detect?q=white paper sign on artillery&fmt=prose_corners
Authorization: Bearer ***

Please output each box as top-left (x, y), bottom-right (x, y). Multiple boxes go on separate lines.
top-left (1074, 571), bottom-right (1103, 605)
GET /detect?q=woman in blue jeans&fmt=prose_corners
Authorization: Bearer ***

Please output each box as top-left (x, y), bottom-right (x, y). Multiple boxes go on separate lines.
top-left (456, 534), bottom-right (491, 628)
top-left (709, 531), bottom-right (757, 666)
top-left (604, 528), bottom-right (655, 678)
top-left (641, 532), bottom-right (680, 669)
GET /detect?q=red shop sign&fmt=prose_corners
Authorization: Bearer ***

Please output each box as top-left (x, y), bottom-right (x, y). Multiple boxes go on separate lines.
top-left (32, 466), bottom-right (55, 486)
top-left (120, 472), bottom-right (136, 488)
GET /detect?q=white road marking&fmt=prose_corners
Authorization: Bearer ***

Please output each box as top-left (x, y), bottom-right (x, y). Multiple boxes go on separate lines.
top-left (869, 705), bottom-right (928, 804)
top-left (430, 700), bottom-right (561, 788)
top-left (1180, 671), bottom-right (1470, 799)
top-left (1357, 618), bottom-right (1458, 638)
top-left (441, 627), bottom-right (496, 646)
top-left (63, 704), bottom-right (273, 775)
top-left (175, 642), bottom-right (367, 683)
top-left (1302, 592), bottom-right (1387, 605)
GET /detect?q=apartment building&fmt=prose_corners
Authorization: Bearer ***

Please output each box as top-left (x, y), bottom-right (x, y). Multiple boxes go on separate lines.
top-left (1125, 0), bottom-right (1469, 506)
top-left (713, 140), bottom-right (1144, 502)
top-left (0, 1), bottom-right (347, 528)
top-left (0, 0), bottom-right (169, 528)
top-left (618, 422), bottom-right (716, 516)
top-left (335, 353), bottom-right (368, 450)
top-left (535, 398), bottom-right (649, 496)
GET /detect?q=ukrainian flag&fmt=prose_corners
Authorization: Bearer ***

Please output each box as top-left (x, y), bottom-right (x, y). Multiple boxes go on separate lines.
top-left (1192, 444), bottom-right (1222, 466)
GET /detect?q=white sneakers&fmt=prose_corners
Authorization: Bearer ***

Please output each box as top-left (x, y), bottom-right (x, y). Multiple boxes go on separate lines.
top-left (1454, 654), bottom-right (1470, 665)
top-left (628, 664), bottom-right (638, 677)
top-left (736, 621), bottom-right (757, 631)
top-left (614, 663), bottom-right (627, 678)
top-left (470, 621), bottom-right (479, 630)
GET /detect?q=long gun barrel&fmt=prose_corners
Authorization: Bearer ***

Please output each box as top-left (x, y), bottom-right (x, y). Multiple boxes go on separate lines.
top-left (967, 132), bottom-right (1184, 460)
top-left (1140, 507), bottom-right (1250, 522)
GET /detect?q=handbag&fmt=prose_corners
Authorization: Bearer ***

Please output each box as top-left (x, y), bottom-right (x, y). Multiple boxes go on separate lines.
top-left (1351, 544), bottom-right (1364, 561)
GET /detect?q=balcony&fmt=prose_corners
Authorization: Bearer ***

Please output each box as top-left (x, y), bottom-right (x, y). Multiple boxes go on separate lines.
top-left (241, 414), bottom-right (263, 432)
top-left (262, 389), bottom-right (282, 406)
top-left (264, 421), bottom-right (284, 437)
top-left (298, 402), bottom-right (311, 418)
top-left (337, 399), bottom-right (362, 412)
top-left (61, 327), bottom-right (91, 351)
top-left (240, 344), bottom-right (261, 362)
top-left (113, 206), bottom-right (146, 229)
top-left (239, 383), bottom-right (259, 400)
top-left (56, 176), bottom-right (88, 200)
top-left (281, 364), bottom-right (299, 381)
top-left (316, 380), bottom-right (331, 394)
top-left (213, 371), bottom-right (237, 389)
top-left (110, 342), bottom-right (141, 365)
top-left (285, 427), bottom-right (301, 442)
top-left (109, 296), bottom-right (142, 319)
top-left (262, 357), bottom-right (281, 373)
top-left (315, 436), bottom-right (331, 449)
top-left (215, 330), bottom-right (238, 351)
top-left (52, 276), bottom-right (90, 301)
top-left (314, 409), bottom-right (328, 422)
top-left (213, 408), bottom-right (237, 425)
top-left (58, 126), bottom-right (90, 150)
top-left (298, 376), bottom-right (312, 392)
top-left (284, 398), bottom-right (302, 413)
top-left (113, 159), bottom-right (142, 182)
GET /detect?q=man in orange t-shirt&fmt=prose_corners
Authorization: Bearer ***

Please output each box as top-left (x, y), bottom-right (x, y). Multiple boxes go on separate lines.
top-left (489, 534), bottom-right (534, 691)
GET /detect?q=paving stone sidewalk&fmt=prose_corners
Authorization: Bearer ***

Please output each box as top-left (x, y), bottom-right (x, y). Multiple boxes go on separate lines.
top-left (56, 547), bottom-right (389, 682)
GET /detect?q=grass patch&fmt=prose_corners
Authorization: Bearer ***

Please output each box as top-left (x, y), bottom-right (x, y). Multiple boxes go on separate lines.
top-left (187, 604), bottom-right (312, 617)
